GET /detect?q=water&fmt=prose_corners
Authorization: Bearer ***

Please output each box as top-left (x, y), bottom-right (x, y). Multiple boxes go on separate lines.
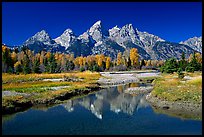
top-left (2, 83), bottom-right (202, 135)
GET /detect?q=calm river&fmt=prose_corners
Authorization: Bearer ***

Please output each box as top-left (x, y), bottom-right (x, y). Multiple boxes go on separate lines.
top-left (2, 83), bottom-right (202, 135)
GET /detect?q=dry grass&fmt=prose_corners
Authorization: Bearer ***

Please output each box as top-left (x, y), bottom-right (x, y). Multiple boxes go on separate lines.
top-left (2, 71), bottom-right (102, 110)
top-left (2, 71), bottom-right (101, 84)
top-left (151, 72), bottom-right (202, 103)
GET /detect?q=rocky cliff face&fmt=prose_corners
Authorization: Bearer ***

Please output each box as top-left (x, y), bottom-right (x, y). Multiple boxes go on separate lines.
top-left (179, 36), bottom-right (202, 53)
top-left (17, 21), bottom-right (201, 60)
top-left (22, 30), bottom-right (65, 53)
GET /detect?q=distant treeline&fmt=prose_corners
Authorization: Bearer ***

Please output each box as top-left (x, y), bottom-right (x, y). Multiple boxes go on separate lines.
top-left (2, 45), bottom-right (202, 74)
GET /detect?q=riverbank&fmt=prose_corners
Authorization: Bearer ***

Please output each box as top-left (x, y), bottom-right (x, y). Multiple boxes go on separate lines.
top-left (2, 71), bottom-right (101, 114)
top-left (146, 71), bottom-right (202, 120)
top-left (2, 70), bottom-right (161, 115)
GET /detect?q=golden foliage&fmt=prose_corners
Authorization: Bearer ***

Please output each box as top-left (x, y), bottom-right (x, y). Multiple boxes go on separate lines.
top-left (117, 52), bottom-right (122, 66)
top-left (195, 52), bottom-right (202, 64)
top-left (130, 48), bottom-right (139, 66)
top-left (106, 57), bottom-right (111, 70)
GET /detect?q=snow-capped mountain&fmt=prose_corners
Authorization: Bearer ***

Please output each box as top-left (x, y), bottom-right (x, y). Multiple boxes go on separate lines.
top-left (109, 24), bottom-right (143, 49)
top-left (13, 21), bottom-right (201, 60)
top-left (24, 30), bottom-right (53, 45)
top-left (137, 31), bottom-right (165, 48)
top-left (88, 20), bottom-right (108, 43)
top-left (179, 36), bottom-right (202, 53)
top-left (54, 29), bottom-right (77, 49)
top-left (23, 30), bottom-right (65, 53)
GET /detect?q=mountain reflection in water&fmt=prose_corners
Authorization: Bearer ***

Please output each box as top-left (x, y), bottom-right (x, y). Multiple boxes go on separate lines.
top-left (61, 83), bottom-right (150, 119)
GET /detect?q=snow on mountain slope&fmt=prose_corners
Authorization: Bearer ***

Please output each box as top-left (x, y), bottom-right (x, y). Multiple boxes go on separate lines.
top-left (54, 29), bottom-right (77, 49)
top-left (179, 36), bottom-right (202, 53)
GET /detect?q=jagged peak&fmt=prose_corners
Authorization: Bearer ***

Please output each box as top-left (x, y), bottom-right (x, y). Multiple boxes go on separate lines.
top-left (35, 30), bottom-right (49, 36)
top-left (113, 25), bottom-right (120, 30)
top-left (123, 23), bottom-right (134, 29)
top-left (180, 36), bottom-right (202, 43)
top-left (89, 20), bottom-right (102, 31)
top-left (93, 20), bottom-right (102, 26)
top-left (63, 28), bottom-right (74, 34)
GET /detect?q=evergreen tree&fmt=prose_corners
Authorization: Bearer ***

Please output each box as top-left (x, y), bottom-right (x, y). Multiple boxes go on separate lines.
top-left (160, 58), bottom-right (178, 73)
top-left (49, 53), bottom-right (57, 73)
top-left (33, 58), bottom-right (41, 73)
top-left (187, 52), bottom-right (201, 71)
top-left (22, 54), bottom-right (31, 74)
top-left (140, 59), bottom-right (146, 70)
top-left (178, 52), bottom-right (187, 71)
top-left (66, 60), bottom-right (75, 71)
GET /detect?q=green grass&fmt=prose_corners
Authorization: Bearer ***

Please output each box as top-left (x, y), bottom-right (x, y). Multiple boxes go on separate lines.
top-left (151, 72), bottom-right (202, 103)
top-left (2, 71), bottom-right (101, 113)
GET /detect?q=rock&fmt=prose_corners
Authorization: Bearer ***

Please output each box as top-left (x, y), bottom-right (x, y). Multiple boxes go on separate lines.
top-left (124, 86), bottom-right (153, 94)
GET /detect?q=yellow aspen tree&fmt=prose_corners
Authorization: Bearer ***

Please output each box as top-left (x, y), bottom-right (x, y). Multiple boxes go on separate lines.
top-left (74, 57), bottom-right (80, 67)
top-left (145, 60), bottom-right (151, 66)
top-left (98, 57), bottom-right (103, 68)
top-left (2, 45), bottom-right (7, 53)
top-left (11, 51), bottom-right (17, 64)
top-left (55, 52), bottom-right (59, 60)
top-left (34, 53), bottom-right (41, 64)
top-left (106, 57), bottom-right (111, 70)
top-left (195, 52), bottom-right (202, 64)
top-left (17, 51), bottom-right (25, 62)
top-left (70, 54), bottom-right (75, 61)
top-left (58, 53), bottom-right (64, 64)
top-left (83, 57), bottom-right (87, 67)
top-left (188, 54), bottom-right (193, 63)
top-left (45, 52), bottom-right (51, 59)
top-left (78, 56), bottom-right (83, 68)
top-left (117, 52), bottom-right (122, 66)
top-left (130, 48), bottom-right (139, 67)
top-left (40, 51), bottom-right (45, 65)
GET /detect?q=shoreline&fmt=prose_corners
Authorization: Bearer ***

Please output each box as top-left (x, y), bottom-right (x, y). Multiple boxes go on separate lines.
top-left (146, 92), bottom-right (202, 120)
top-left (2, 70), bottom-right (159, 115)
top-left (2, 86), bottom-right (101, 115)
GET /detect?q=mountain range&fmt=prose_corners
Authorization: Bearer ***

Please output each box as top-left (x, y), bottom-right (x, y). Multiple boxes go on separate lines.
top-left (8, 20), bottom-right (202, 60)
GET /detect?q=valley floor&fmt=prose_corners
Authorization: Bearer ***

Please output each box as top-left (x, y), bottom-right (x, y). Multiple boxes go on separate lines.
top-left (2, 70), bottom-right (202, 120)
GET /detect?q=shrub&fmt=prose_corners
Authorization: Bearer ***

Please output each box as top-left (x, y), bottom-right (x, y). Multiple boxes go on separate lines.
top-left (177, 68), bottom-right (184, 79)
top-left (93, 65), bottom-right (100, 72)
top-left (80, 67), bottom-right (85, 72)
top-left (185, 66), bottom-right (194, 72)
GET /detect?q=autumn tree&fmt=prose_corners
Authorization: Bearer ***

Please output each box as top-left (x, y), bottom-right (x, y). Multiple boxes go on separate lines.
top-left (195, 52), bottom-right (202, 64)
top-left (130, 48), bottom-right (139, 67)
top-left (117, 52), bottom-right (122, 66)
top-left (2, 45), bottom-right (13, 72)
top-left (11, 51), bottom-right (18, 65)
top-left (14, 61), bottom-right (22, 74)
top-left (186, 52), bottom-right (201, 72)
top-left (146, 60), bottom-right (151, 67)
top-left (106, 57), bottom-right (111, 70)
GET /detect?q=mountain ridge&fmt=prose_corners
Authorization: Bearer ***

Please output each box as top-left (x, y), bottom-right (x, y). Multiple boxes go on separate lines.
top-left (6, 20), bottom-right (202, 60)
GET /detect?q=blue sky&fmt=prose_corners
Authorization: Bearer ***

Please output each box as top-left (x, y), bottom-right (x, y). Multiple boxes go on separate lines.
top-left (2, 2), bottom-right (202, 46)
